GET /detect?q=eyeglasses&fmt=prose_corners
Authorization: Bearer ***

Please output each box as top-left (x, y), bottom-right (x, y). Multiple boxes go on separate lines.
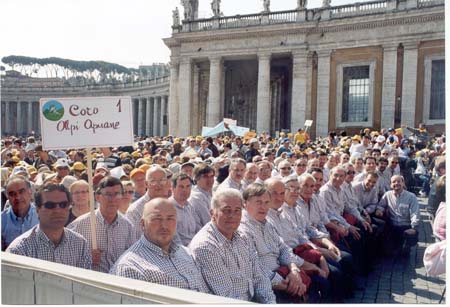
top-left (123, 190), bottom-right (135, 195)
top-left (295, 164), bottom-right (307, 167)
top-left (390, 161), bottom-right (399, 164)
top-left (286, 186), bottom-right (300, 193)
top-left (42, 201), bottom-right (70, 209)
top-left (347, 171), bottom-right (355, 175)
top-left (280, 167), bottom-right (291, 170)
top-left (100, 192), bottom-right (123, 198)
top-left (72, 190), bottom-right (89, 196)
top-left (148, 179), bottom-right (168, 185)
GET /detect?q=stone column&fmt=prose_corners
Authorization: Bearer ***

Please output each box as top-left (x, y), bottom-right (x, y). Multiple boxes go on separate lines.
top-left (4, 102), bottom-right (10, 134)
top-left (207, 56), bottom-right (222, 127)
top-left (153, 97), bottom-right (159, 136)
top-left (17, 101), bottom-right (23, 135)
top-left (401, 42), bottom-right (418, 128)
top-left (157, 96), bottom-right (162, 136)
top-left (192, 64), bottom-right (200, 133)
top-left (316, 50), bottom-right (331, 138)
top-left (256, 53), bottom-right (271, 134)
top-left (146, 97), bottom-right (152, 135)
top-left (291, 50), bottom-right (308, 132)
top-left (161, 96), bottom-right (167, 136)
top-left (137, 98), bottom-right (144, 136)
top-left (178, 58), bottom-right (192, 136)
top-left (168, 60), bottom-right (180, 136)
top-left (381, 43), bottom-right (398, 129)
top-left (27, 101), bottom-right (33, 134)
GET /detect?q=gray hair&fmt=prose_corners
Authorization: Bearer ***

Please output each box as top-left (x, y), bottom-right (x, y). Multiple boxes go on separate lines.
top-left (145, 165), bottom-right (167, 181)
top-left (211, 188), bottom-right (243, 211)
top-left (282, 174), bottom-right (298, 185)
top-left (298, 173), bottom-right (315, 185)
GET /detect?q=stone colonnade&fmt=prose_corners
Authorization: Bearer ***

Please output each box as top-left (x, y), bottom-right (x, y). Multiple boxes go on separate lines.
top-left (1, 100), bottom-right (40, 136)
top-left (132, 95), bottom-right (169, 136)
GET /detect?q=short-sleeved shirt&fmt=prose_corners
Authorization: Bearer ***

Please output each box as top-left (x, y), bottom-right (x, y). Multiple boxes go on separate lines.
top-left (7, 225), bottom-right (91, 269)
top-left (189, 222), bottom-right (276, 303)
top-left (2, 204), bottom-right (39, 248)
top-left (110, 236), bottom-right (209, 293)
top-left (68, 210), bottom-right (137, 272)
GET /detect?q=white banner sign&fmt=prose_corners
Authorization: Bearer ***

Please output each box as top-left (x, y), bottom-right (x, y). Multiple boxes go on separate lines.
top-left (39, 96), bottom-right (134, 150)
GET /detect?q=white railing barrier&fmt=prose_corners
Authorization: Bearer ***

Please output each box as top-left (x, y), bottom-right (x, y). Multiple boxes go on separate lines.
top-left (1, 252), bottom-right (251, 305)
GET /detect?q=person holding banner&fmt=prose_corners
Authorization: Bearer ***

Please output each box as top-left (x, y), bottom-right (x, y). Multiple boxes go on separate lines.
top-left (7, 182), bottom-right (92, 269)
top-left (68, 176), bottom-right (137, 272)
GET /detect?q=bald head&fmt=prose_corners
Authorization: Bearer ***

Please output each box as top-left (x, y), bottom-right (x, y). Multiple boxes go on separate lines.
top-left (141, 198), bottom-right (177, 252)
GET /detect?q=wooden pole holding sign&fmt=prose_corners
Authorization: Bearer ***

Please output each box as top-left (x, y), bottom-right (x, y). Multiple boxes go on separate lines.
top-left (39, 96), bottom-right (134, 253)
top-left (86, 148), bottom-right (97, 250)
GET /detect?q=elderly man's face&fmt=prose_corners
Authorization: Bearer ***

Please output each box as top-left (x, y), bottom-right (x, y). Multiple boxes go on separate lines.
top-left (230, 162), bottom-right (246, 183)
top-left (6, 179), bottom-right (32, 215)
top-left (278, 161), bottom-right (292, 177)
top-left (96, 184), bottom-right (123, 218)
top-left (147, 169), bottom-right (169, 198)
top-left (244, 165), bottom-right (259, 183)
top-left (330, 169), bottom-right (345, 189)
top-left (245, 191), bottom-right (270, 222)
top-left (142, 201), bottom-right (177, 250)
top-left (299, 177), bottom-right (315, 202)
top-left (211, 195), bottom-right (242, 240)
top-left (391, 176), bottom-right (404, 192)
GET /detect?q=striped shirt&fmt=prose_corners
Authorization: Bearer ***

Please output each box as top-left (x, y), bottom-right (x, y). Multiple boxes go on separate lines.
top-left (7, 225), bottom-right (91, 269)
top-left (188, 185), bottom-right (212, 227)
top-left (279, 202), bottom-right (312, 246)
top-left (110, 236), bottom-right (209, 293)
top-left (239, 211), bottom-right (304, 287)
top-left (319, 182), bottom-right (351, 228)
top-left (189, 222), bottom-right (276, 303)
top-left (296, 196), bottom-right (330, 239)
top-left (351, 181), bottom-right (379, 214)
top-left (170, 197), bottom-right (201, 246)
top-left (68, 210), bottom-right (137, 272)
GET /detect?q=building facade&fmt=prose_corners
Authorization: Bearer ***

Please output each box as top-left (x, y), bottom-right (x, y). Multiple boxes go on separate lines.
top-left (164, 0), bottom-right (445, 138)
top-left (1, 0), bottom-right (445, 139)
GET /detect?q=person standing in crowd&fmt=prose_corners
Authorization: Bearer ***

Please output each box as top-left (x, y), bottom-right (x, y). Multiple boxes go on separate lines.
top-left (216, 158), bottom-right (246, 192)
top-left (7, 182), bottom-right (91, 269)
top-left (129, 168), bottom-right (147, 201)
top-left (2, 175), bottom-right (39, 250)
top-left (66, 180), bottom-right (90, 226)
top-left (110, 198), bottom-right (209, 293)
top-left (68, 176), bottom-right (137, 272)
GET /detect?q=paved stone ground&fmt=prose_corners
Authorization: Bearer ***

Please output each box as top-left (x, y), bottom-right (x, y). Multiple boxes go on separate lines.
top-left (345, 197), bottom-right (446, 304)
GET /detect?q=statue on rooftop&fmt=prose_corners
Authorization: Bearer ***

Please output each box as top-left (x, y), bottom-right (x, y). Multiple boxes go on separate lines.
top-left (263, 0), bottom-right (270, 13)
top-left (211, 0), bottom-right (221, 17)
top-left (181, 0), bottom-right (198, 21)
top-left (322, 0), bottom-right (331, 7)
top-left (172, 7), bottom-right (180, 27)
top-left (297, 0), bottom-right (307, 10)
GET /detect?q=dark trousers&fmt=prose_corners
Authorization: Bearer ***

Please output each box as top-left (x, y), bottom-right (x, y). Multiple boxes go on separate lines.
top-left (383, 224), bottom-right (419, 255)
top-left (325, 250), bottom-right (354, 300)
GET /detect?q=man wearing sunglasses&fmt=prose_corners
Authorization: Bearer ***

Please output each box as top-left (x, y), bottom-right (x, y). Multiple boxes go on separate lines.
top-left (2, 175), bottom-right (39, 250)
top-left (6, 182), bottom-right (92, 269)
top-left (68, 176), bottom-right (137, 272)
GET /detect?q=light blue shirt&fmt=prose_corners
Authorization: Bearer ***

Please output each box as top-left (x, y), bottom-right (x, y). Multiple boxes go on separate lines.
top-left (2, 204), bottom-right (39, 248)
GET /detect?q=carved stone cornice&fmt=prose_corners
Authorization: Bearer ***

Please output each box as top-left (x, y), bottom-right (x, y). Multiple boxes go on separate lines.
top-left (170, 11), bottom-right (444, 44)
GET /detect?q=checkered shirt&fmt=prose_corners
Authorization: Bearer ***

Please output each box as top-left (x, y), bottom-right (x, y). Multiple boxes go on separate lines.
top-left (6, 225), bottom-right (91, 269)
top-left (296, 196), bottom-right (330, 239)
top-left (170, 197), bottom-right (202, 246)
top-left (126, 193), bottom-right (151, 237)
top-left (110, 236), bottom-right (209, 293)
top-left (188, 185), bottom-right (212, 227)
top-left (67, 210), bottom-right (137, 272)
top-left (239, 211), bottom-right (304, 287)
top-left (319, 182), bottom-right (351, 228)
top-left (189, 222), bottom-right (276, 303)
